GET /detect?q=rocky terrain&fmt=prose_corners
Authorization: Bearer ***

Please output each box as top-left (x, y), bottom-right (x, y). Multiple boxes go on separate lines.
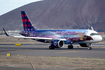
top-left (0, 0), bottom-right (105, 31)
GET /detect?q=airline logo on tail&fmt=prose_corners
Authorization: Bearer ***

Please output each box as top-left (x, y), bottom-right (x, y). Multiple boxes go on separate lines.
top-left (21, 11), bottom-right (36, 31)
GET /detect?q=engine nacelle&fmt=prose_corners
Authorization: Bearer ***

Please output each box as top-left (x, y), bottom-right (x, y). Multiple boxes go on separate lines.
top-left (51, 40), bottom-right (64, 48)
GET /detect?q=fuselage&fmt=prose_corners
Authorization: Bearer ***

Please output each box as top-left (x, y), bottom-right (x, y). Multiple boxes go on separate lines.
top-left (20, 29), bottom-right (102, 44)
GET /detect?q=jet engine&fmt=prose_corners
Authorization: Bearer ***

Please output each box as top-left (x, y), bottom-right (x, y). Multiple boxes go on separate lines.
top-left (51, 40), bottom-right (64, 48)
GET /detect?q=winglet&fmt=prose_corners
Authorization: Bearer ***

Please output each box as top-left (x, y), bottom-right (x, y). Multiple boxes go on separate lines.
top-left (3, 28), bottom-right (9, 36)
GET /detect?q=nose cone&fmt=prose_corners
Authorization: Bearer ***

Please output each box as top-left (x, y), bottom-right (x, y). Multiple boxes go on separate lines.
top-left (97, 35), bottom-right (103, 41)
top-left (92, 35), bottom-right (103, 42)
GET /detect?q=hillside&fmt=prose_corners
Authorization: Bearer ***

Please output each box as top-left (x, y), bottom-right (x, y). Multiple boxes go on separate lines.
top-left (0, 0), bottom-right (105, 31)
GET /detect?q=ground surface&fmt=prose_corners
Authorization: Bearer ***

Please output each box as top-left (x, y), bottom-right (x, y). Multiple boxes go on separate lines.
top-left (0, 44), bottom-right (105, 58)
top-left (0, 36), bottom-right (105, 70)
top-left (0, 55), bottom-right (105, 70)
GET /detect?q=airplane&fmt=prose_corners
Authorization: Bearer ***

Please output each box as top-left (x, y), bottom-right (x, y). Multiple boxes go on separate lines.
top-left (3, 11), bottom-right (103, 50)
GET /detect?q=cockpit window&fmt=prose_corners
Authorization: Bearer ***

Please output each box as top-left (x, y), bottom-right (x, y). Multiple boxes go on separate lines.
top-left (90, 33), bottom-right (99, 36)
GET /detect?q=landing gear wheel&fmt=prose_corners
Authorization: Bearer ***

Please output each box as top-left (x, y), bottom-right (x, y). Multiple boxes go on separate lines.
top-left (88, 47), bottom-right (92, 50)
top-left (49, 46), bottom-right (54, 49)
top-left (68, 44), bottom-right (73, 49)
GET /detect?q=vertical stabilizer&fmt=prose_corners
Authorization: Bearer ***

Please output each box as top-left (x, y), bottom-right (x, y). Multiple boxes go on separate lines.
top-left (21, 11), bottom-right (36, 31)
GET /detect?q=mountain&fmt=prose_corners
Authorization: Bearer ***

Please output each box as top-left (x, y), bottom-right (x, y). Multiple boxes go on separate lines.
top-left (0, 0), bottom-right (105, 31)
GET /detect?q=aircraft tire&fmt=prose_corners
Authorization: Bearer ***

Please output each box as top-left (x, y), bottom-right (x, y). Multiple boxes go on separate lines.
top-left (68, 44), bottom-right (73, 49)
top-left (88, 47), bottom-right (92, 50)
top-left (49, 46), bottom-right (55, 49)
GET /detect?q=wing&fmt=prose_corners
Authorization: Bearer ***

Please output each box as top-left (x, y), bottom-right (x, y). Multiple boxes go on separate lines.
top-left (14, 36), bottom-right (66, 41)
top-left (3, 28), bottom-right (66, 41)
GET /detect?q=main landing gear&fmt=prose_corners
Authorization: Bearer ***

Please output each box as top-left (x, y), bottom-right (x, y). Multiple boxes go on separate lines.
top-left (68, 44), bottom-right (73, 49)
top-left (49, 46), bottom-right (55, 49)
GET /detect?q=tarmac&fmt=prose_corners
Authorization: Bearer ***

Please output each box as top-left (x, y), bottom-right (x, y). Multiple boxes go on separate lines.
top-left (0, 43), bottom-right (105, 70)
top-left (0, 43), bottom-right (105, 58)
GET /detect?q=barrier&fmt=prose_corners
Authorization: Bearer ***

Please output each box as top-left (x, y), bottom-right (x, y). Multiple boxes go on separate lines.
top-left (7, 53), bottom-right (11, 56)
top-left (15, 44), bottom-right (21, 46)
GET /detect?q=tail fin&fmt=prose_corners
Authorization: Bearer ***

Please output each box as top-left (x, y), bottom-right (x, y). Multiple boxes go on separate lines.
top-left (21, 11), bottom-right (36, 31)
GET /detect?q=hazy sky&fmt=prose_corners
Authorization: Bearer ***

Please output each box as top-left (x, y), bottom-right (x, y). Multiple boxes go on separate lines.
top-left (0, 0), bottom-right (42, 16)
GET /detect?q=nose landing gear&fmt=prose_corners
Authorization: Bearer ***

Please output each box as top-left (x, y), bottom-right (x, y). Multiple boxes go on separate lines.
top-left (88, 47), bottom-right (92, 50)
